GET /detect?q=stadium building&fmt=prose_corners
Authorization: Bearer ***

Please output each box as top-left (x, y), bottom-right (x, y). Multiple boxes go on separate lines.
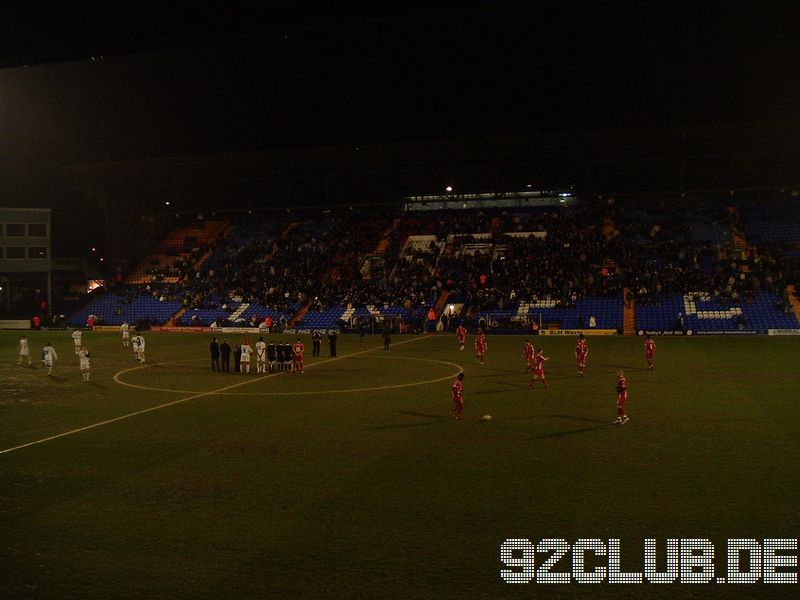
top-left (46, 121), bottom-right (800, 335)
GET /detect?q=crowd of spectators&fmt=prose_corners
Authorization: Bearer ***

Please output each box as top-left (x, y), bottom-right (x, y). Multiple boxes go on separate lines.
top-left (102, 198), bottom-right (800, 324)
top-left (616, 201), bottom-right (794, 307)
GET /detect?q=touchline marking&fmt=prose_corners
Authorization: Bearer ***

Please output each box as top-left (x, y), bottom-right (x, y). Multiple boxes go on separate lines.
top-left (113, 355), bottom-right (463, 396)
top-left (0, 336), bottom-right (435, 455)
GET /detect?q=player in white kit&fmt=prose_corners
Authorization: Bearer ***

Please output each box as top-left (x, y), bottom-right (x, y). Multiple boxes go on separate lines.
top-left (240, 339), bottom-right (253, 374)
top-left (121, 322), bottom-right (130, 347)
top-left (78, 345), bottom-right (92, 382)
top-left (133, 334), bottom-right (146, 363)
top-left (42, 343), bottom-right (58, 375)
top-left (18, 335), bottom-right (31, 366)
top-left (71, 329), bottom-right (82, 355)
top-left (255, 336), bottom-right (267, 373)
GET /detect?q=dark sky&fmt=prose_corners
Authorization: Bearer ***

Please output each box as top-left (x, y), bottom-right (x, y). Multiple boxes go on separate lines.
top-left (1, 1), bottom-right (799, 199)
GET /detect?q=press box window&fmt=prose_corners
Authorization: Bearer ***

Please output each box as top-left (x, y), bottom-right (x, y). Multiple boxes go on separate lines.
top-left (29, 247), bottom-right (48, 259)
top-left (6, 224), bottom-right (25, 237)
top-left (6, 247), bottom-right (25, 258)
top-left (28, 224), bottom-right (47, 237)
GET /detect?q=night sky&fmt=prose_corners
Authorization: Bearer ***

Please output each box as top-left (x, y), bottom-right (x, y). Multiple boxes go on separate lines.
top-left (1, 1), bottom-right (799, 202)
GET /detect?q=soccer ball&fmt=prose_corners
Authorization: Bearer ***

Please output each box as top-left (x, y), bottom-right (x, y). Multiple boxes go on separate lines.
top-left (482, 414), bottom-right (492, 421)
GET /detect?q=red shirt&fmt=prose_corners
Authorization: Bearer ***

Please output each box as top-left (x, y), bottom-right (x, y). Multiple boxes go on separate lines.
top-left (645, 339), bottom-right (656, 355)
top-left (524, 343), bottom-right (534, 359)
top-left (535, 353), bottom-right (546, 372)
top-left (616, 376), bottom-right (628, 399)
top-left (576, 339), bottom-right (588, 357)
top-left (451, 379), bottom-right (463, 401)
top-left (475, 335), bottom-right (487, 351)
top-left (292, 342), bottom-right (304, 356)
top-left (456, 326), bottom-right (467, 341)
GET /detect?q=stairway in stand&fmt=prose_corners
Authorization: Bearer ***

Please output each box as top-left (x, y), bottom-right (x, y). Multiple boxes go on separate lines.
top-left (289, 304), bottom-right (309, 328)
top-left (168, 307), bottom-right (188, 326)
top-left (602, 216), bottom-right (616, 239)
top-left (434, 290), bottom-right (451, 316)
top-left (281, 222), bottom-right (300, 238)
top-left (727, 207), bottom-right (748, 250)
top-left (787, 285), bottom-right (800, 325)
top-left (194, 222), bottom-right (236, 271)
top-left (623, 288), bottom-right (637, 335)
top-left (727, 206), bottom-right (753, 272)
top-left (126, 220), bottom-right (229, 284)
top-left (375, 217), bottom-right (401, 254)
top-left (230, 303), bottom-right (251, 322)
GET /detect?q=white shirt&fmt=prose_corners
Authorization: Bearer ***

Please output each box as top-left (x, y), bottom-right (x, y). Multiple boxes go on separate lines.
top-left (255, 341), bottom-right (266, 359)
top-left (135, 336), bottom-right (145, 351)
top-left (240, 345), bottom-right (252, 361)
top-left (19, 338), bottom-right (30, 355)
top-left (43, 345), bottom-right (58, 362)
top-left (121, 323), bottom-right (130, 336)
top-left (79, 349), bottom-right (91, 366)
top-left (72, 330), bottom-right (82, 343)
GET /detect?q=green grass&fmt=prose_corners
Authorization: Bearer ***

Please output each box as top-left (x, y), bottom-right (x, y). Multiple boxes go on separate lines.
top-left (1, 330), bottom-right (800, 598)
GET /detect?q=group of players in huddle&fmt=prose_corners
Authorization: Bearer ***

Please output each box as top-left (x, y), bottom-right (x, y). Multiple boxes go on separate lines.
top-left (451, 327), bottom-right (658, 425)
top-left (209, 336), bottom-right (305, 374)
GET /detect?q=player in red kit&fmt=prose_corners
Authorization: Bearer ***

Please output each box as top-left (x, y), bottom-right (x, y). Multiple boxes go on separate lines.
top-left (523, 340), bottom-right (534, 372)
top-left (292, 337), bottom-right (305, 373)
top-left (451, 372), bottom-right (465, 420)
top-left (575, 333), bottom-right (588, 377)
top-left (456, 325), bottom-right (467, 351)
top-left (529, 348), bottom-right (550, 388)
top-left (615, 370), bottom-right (629, 424)
top-left (644, 335), bottom-right (656, 370)
top-left (475, 330), bottom-right (487, 364)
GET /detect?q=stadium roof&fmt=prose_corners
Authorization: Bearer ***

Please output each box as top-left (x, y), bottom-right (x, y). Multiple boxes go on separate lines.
top-left (65, 120), bottom-right (800, 185)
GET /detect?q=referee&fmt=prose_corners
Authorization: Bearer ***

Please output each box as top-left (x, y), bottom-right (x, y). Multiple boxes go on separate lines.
top-left (328, 330), bottom-right (338, 357)
top-left (312, 329), bottom-right (322, 357)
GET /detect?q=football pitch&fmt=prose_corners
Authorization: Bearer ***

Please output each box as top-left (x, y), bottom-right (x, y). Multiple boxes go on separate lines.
top-left (1, 330), bottom-right (799, 598)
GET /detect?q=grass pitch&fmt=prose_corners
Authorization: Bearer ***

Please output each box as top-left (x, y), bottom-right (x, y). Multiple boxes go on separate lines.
top-left (1, 330), bottom-right (799, 598)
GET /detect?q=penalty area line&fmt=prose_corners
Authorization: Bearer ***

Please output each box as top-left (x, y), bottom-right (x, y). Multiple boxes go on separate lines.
top-left (0, 335), bottom-right (433, 456)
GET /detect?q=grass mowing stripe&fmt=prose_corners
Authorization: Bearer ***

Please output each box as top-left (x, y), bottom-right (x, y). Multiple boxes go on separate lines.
top-left (0, 335), bottom-right (432, 455)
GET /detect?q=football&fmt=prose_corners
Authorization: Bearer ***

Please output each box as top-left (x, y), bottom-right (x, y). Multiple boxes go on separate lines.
top-left (482, 414), bottom-right (492, 421)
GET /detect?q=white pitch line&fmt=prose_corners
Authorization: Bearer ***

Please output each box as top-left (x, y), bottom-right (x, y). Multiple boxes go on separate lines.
top-left (0, 335), bottom-right (434, 455)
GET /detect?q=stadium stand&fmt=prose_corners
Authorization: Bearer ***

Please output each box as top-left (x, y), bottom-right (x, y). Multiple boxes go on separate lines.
top-left (739, 201), bottom-right (800, 247)
top-left (126, 220), bottom-right (230, 285)
top-left (67, 198), bottom-right (800, 333)
top-left (67, 292), bottom-right (182, 327)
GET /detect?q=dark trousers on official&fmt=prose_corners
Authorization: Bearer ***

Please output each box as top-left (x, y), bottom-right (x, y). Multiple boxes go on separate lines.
top-left (221, 356), bottom-right (230, 372)
top-left (211, 357), bottom-right (220, 371)
top-left (313, 341), bottom-right (320, 356)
